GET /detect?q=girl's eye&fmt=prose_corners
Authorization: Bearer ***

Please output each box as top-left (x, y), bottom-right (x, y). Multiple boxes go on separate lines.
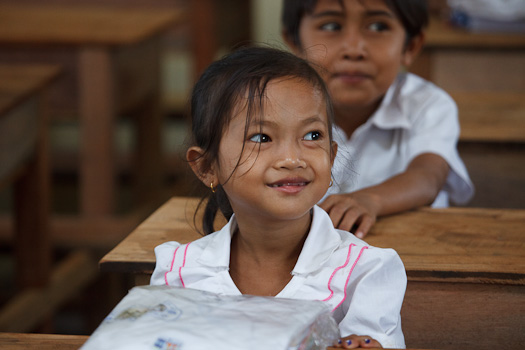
top-left (304, 131), bottom-right (321, 141)
top-left (368, 21), bottom-right (389, 32)
top-left (249, 133), bottom-right (271, 143)
top-left (320, 22), bottom-right (341, 32)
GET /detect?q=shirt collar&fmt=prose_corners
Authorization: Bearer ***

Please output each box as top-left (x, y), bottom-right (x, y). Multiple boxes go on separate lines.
top-left (197, 217), bottom-right (236, 268)
top-left (196, 206), bottom-right (342, 274)
top-left (370, 73), bottom-right (411, 130)
top-left (292, 205), bottom-right (342, 275)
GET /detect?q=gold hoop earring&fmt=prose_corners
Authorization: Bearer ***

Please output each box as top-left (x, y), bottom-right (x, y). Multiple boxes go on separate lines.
top-left (329, 178), bottom-right (333, 187)
top-left (210, 182), bottom-right (216, 193)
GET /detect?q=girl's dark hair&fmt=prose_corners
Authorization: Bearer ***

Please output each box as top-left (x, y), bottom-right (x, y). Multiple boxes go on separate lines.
top-left (282, 0), bottom-right (429, 48)
top-left (189, 45), bottom-right (334, 234)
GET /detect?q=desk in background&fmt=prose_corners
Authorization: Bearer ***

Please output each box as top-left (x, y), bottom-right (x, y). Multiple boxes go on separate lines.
top-left (101, 197), bottom-right (525, 350)
top-left (0, 64), bottom-right (98, 332)
top-left (0, 4), bottom-right (184, 247)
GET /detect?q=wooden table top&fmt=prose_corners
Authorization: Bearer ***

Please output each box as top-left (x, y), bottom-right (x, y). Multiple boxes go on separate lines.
top-left (100, 197), bottom-right (525, 285)
top-left (0, 64), bottom-right (61, 116)
top-left (0, 4), bottom-right (184, 46)
top-left (425, 16), bottom-right (525, 49)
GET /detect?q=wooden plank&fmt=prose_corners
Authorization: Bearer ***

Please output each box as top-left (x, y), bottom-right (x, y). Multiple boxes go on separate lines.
top-left (0, 206), bottom-right (154, 250)
top-left (425, 16), bottom-right (525, 49)
top-left (0, 333), bottom-right (433, 350)
top-left (78, 47), bottom-right (116, 216)
top-left (0, 251), bottom-right (98, 332)
top-left (0, 64), bottom-right (61, 118)
top-left (402, 281), bottom-right (525, 350)
top-left (0, 333), bottom-right (88, 350)
top-left (0, 4), bottom-right (184, 46)
top-left (451, 92), bottom-right (525, 142)
top-left (100, 197), bottom-right (525, 284)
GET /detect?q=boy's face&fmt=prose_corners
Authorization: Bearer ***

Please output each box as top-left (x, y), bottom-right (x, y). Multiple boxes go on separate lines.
top-left (212, 78), bottom-right (336, 225)
top-left (289, 0), bottom-right (421, 113)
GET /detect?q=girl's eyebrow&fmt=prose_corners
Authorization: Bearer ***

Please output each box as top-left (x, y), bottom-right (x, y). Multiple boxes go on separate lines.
top-left (250, 115), bottom-right (326, 128)
top-left (311, 9), bottom-right (395, 19)
top-left (303, 115), bottom-right (326, 124)
top-left (310, 10), bottom-right (344, 19)
top-left (364, 10), bottom-right (395, 19)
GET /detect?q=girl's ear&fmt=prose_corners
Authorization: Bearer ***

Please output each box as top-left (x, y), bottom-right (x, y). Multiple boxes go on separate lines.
top-left (402, 33), bottom-right (425, 67)
top-left (186, 146), bottom-right (218, 188)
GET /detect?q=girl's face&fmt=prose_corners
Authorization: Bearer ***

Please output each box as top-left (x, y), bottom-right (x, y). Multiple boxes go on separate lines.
top-left (213, 78), bottom-right (335, 224)
top-left (291, 0), bottom-right (422, 112)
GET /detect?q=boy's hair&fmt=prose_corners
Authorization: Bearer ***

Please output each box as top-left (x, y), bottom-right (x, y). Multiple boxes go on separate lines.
top-left (282, 0), bottom-right (429, 48)
top-left (189, 45), bottom-right (334, 234)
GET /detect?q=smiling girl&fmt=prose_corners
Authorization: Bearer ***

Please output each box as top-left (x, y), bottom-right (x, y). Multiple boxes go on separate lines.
top-left (150, 47), bottom-right (407, 348)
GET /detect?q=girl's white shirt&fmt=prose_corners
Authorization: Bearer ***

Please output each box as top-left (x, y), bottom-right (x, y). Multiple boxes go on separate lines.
top-left (151, 205), bottom-right (407, 349)
top-left (326, 72), bottom-right (474, 207)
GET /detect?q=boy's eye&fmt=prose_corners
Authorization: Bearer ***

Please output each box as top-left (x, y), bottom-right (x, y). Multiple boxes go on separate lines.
top-left (249, 133), bottom-right (271, 143)
top-left (368, 21), bottom-right (389, 32)
top-left (320, 22), bottom-right (341, 32)
top-left (304, 131), bottom-right (321, 141)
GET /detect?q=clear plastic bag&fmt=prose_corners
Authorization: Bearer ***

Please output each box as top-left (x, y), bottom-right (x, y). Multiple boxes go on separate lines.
top-left (81, 285), bottom-right (340, 350)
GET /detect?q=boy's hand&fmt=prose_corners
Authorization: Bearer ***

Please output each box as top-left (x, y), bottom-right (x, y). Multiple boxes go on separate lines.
top-left (319, 192), bottom-right (381, 238)
top-left (330, 334), bottom-right (382, 348)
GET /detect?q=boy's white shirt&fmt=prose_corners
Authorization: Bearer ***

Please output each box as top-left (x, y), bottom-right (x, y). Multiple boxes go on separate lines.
top-left (326, 72), bottom-right (474, 207)
top-left (151, 205), bottom-right (407, 349)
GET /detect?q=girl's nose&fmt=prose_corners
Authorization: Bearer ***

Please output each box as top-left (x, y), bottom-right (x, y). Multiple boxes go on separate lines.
top-left (274, 143), bottom-right (307, 169)
top-left (275, 157), bottom-right (307, 169)
top-left (341, 29), bottom-right (366, 60)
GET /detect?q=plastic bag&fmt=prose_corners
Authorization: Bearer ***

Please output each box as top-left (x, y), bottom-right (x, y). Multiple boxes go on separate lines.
top-left (81, 285), bottom-right (340, 350)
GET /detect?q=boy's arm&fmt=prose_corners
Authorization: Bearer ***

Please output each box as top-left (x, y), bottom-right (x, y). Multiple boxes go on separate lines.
top-left (319, 153), bottom-right (449, 238)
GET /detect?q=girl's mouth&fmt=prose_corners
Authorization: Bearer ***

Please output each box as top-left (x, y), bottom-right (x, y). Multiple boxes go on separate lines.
top-left (269, 182), bottom-right (308, 188)
top-left (268, 179), bottom-right (310, 193)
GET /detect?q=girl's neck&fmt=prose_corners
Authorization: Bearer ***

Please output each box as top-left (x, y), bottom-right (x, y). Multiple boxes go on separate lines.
top-left (232, 211), bottom-right (311, 262)
top-left (229, 211), bottom-right (311, 296)
top-left (334, 101), bottom-right (381, 138)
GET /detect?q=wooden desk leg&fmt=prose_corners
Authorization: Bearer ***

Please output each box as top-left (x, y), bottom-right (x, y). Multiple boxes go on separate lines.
top-left (14, 97), bottom-right (50, 289)
top-left (135, 92), bottom-right (163, 205)
top-left (78, 47), bottom-right (116, 216)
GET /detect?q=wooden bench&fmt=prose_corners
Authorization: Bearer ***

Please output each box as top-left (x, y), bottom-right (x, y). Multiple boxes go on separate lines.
top-left (100, 197), bottom-right (525, 350)
top-left (0, 64), bottom-right (98, 332)
top-left (411, 16), bottom-right (525, 83)
top-left (0, 4), bottom-right (185, 248)
top-left (410, 16), bottom-right (525, 144)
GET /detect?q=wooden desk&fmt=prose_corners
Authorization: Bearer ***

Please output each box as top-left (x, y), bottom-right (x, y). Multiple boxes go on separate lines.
top-left (0, 64), bottom-right (59, 290)
top-left (0, 333), bottom-right (433, 350)
top-left (101, 197), bottom-right (525, 350)
top-left (0, 64), bottom-right (98, 332)
top-left (0, 4), bottom-right (184, 219)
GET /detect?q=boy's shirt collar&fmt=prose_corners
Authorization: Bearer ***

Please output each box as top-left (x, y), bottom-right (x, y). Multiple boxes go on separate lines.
top-left (336, 72), bottom-right (412, 142)
top-left (371, 73), bottom-right (412, 130)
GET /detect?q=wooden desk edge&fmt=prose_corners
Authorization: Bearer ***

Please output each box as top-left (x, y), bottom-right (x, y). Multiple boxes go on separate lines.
top-left (0, 333), bottom-right (88, 349)
top-left (0, 333), bottom-right (433, 350)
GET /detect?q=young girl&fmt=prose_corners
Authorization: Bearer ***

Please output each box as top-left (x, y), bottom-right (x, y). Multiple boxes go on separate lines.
top-left (150, 47), bottom-right (407, 349)
top-left (282, 0), bottom-right (474, 238)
